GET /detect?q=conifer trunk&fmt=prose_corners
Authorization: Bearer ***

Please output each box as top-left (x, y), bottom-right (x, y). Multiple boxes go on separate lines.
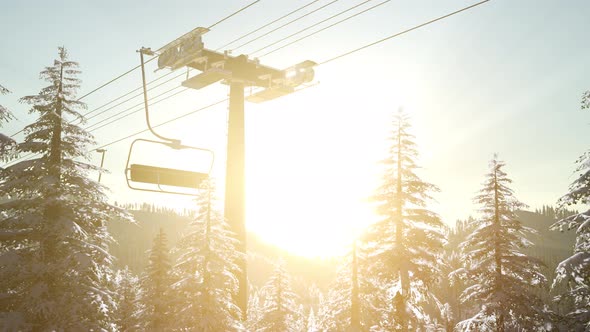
top-left (43, 63), bottom-right (64, 307)
top-left (492, 166), bottom-right (504, 332)
top-left (350, 240), bottom-right (360, 331)
top-left (395, 120), bottom-right (408, 332)
top-left (203, 188), bottom-right (212, 307)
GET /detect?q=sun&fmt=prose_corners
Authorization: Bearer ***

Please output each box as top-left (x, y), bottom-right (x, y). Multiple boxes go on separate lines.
top-left (242, 84), bottom-right (388, 258)
top-left (245, 164), bottom-right (378, 258)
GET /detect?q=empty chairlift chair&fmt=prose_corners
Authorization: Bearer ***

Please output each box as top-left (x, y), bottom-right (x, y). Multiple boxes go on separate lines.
top-left (125, 139), bottom-right (214, 195)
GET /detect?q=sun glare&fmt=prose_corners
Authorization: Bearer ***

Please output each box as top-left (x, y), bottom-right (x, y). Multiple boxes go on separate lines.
top-left (242, 85), bottom-right (389, 258)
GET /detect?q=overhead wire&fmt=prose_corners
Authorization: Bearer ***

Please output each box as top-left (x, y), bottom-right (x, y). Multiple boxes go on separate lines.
top-left (251, 0), bottom-right (383, 56)
top-left (83, 71), bottom-right (186, 124)
top-left (231, 0), bottom-right (342, 52)
top-left (257, 0), bottom-right (391, 58)
top-left (207, 0), bottom-right (262, 30)
top-left (82, 70), bottom-right (178, 120)
top-left (86, 88), bottom-right (189, 133)
top-left (215, 0), bottom-right (322, 51)
top-left (89, 83), bottom-right (319, 153)
top-left (90, 99), bottom-right (229, 152)
top-left (319, 0), bottom-right (490, 65)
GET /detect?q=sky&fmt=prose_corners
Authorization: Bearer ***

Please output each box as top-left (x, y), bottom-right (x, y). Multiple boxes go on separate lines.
top-left (1, 0), bottom-right (589, 257)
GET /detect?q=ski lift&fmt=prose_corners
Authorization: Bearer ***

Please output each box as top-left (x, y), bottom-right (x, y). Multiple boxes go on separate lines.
top-left (124, 47), bottom-right (214, 196)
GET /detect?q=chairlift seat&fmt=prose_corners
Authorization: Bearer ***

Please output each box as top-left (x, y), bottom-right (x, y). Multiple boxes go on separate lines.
top-left (129, 164), bottom-right (208, 189)
top-left (125, 138), bottom-right (214, 195)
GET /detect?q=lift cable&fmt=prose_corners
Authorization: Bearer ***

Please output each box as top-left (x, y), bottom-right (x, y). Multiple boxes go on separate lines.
top-left (89, 83), bottom-right (317, 153)
top-left (251, 0), bottom-right (383, 56)
top-left (231, 0), bottom-right (342, 52)
top-left (208, 0), bottom-right (261, 30)
top-left (319, 0), bottom-right (490, 65)
top-left (83, 70), bottom-right (179, 121)
top-left (215, 0), bottom-right (322, 51)
top-left (84, 71), bottom-right (186, 125)
top-left (257, 0), bottom-right (391, 58)
top-left (90, 98), bottom-right (228, 153)
top-left (85, 86), bottom-right (187, 132)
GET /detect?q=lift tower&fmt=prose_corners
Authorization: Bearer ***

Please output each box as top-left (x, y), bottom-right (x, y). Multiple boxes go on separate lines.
top-left (154, 27), bottom-right (316, 319)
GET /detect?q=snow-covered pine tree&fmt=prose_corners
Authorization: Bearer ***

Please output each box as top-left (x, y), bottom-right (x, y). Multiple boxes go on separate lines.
top-left (316, 240), bottom-right (374, 331)
top-left (141, 228), bottom-right (173, 330)
top-left (246, 286), bottom-right (265, 331)
top-left (366, 109), bottom-right (446, 331)
top-left (456, 156), bottom-right (548, 331)
top-left (257, 260), bottom-right (301, 332)
top-left (113, 266), bottom-right (143, 332)
top-left (550, 94), bottom-right (590, 330)
top-left (307, 307), bottom-right (317, 332)
top-left (0, 84), bottom-right (16, 161)
top-left (292, 304), bottom-right (308, 332)
top-left (172, 179), bottom-right (243, 331)
top-left (0, 47), bottom-right (130, 330)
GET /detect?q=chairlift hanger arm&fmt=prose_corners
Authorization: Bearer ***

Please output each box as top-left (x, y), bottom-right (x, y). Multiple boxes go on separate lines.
top-left (138, 48), bottom-right (180, 145)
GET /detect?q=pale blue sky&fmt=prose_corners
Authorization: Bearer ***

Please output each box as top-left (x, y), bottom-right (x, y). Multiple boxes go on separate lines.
top-left (1, 1), bottom-right (589, 256)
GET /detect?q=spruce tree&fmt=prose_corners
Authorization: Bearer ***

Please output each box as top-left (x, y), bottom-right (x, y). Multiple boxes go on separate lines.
top-left (551, 93), bottom-right (590, 330)
top-left (113, 266), bottom-right (143, 332)
top-left (172, 179), bottom-right (243, 331)
top-left (456, 156), bottom-right (548, 331)
top-left (366, 109), bottom-right (446, 331)
top-left (141, 228), bottom-right (173, 330)
top-left (0, 47), bottom-right (130, 330)
top-left (317, 241), bottom-right (374, 331)
top-left (246, 286), bottom-right (264, 331)
top-left (307, 307), bottom-right (317, 332)
top-left (256, 260), bottom-right (301, 332)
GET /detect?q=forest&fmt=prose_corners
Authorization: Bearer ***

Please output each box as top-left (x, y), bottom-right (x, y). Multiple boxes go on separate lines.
top-left (1, 48), bottom-right (589, 331)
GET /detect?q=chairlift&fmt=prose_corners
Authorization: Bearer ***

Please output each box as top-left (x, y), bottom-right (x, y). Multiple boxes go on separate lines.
top-left (124, 46), bottom-right (214, 196)
top-left (125, 138), bottom-right (214, 195)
